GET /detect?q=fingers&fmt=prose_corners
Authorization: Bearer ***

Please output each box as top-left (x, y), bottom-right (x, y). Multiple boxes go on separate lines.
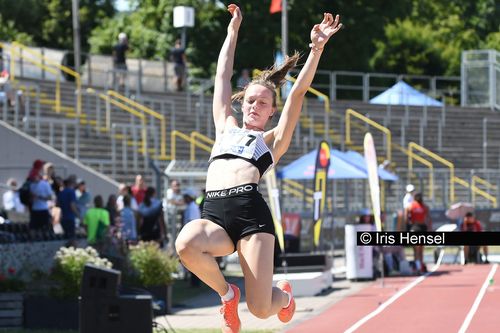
top-left (321, 13), bottom-right (327, 25)
top-left (228, 4), bottom-right (241, 18)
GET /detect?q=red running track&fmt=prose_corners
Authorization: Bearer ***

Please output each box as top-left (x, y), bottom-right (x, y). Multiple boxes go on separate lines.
top-left (286, 264), bottom-right (499, 333)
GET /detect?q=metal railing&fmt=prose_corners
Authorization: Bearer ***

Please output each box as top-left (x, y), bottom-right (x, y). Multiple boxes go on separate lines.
top-left (11, 42), bottom-right (82, 115)
top-left (407, 142), bottom-right (480, 205)
top-left (471, 175), bottom-right (497, 207)
top-left (6, 43), bottom-right (62, 114)
top-left (189, 131), bottom-right (213, 161)
top-left (482, 117), bottom-right (500, 170)
top-left (2, 41), bottom-right (462, 104)
top-left (345, 108), bottom-right (392, 162)
top-left (397, 142), bottom-right (434, 200)
top-left (86, 88), bottom-right (147, 159)
top-left (107, 90), bottom-right (167, 160)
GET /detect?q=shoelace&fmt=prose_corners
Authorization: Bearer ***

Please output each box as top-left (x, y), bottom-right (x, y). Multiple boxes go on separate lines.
top-left (220, 301), bottom-right (235, 321)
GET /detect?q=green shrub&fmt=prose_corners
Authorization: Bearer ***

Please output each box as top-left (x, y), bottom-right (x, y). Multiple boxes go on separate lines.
top-left (51, 246), bottom-right (112, 299)
top-left (128, 242), bottom-right (178, 286)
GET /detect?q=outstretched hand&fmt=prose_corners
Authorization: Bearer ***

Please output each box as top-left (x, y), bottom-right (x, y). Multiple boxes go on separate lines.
top-left (310, 13), bottom-right (342, 50)
top-left (227, 4), bottom-right (242, 32)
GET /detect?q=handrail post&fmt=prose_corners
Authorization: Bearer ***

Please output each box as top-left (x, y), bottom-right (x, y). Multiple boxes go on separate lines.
top-left (483, 118), bottom-right (488, 170)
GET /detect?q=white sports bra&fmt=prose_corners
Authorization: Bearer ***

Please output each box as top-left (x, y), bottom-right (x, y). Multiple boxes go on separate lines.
top-left (208, 127), bottom-right (275, 177)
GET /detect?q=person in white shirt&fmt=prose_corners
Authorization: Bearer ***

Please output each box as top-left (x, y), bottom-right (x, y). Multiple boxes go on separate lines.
top-left (403, 184), bottom-right (415, 209)
top-left (2, 178), bottom-right (25, 213)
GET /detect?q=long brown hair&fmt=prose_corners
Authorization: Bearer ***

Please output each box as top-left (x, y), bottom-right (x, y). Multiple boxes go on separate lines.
top-left (232, 52), bottom-right (300, 107)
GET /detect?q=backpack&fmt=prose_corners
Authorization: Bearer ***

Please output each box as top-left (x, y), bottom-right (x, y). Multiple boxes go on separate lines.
top-left (19, 179), bottom-right (32, 207)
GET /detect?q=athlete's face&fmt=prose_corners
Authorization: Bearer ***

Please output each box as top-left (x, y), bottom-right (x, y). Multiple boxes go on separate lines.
top-left (242, 84), bottom-right (276, 131)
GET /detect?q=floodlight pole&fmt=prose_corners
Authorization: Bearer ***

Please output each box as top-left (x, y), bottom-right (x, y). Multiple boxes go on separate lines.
top-left (281, 0), bottom-right (288, 57)
top-left (71, 0), bottom-right (81, 74)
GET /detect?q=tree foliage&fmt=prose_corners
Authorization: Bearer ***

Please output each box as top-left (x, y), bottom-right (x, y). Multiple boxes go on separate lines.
top-left (370, 0), bottom-right (499, 75)
top-left (0, 0), bottom-right (115, 50)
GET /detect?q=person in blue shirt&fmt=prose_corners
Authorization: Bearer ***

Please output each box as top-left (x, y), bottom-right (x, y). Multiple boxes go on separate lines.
top-left (57, 178), bottom-right (78, 239)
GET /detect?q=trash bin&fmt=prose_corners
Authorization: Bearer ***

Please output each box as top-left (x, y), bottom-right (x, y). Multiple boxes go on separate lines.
top-left (345, 224), bottom-right (374, 280)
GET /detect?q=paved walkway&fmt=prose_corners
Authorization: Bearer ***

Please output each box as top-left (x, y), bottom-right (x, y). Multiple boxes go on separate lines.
top-left (155, 258), bottom-right (371, 332)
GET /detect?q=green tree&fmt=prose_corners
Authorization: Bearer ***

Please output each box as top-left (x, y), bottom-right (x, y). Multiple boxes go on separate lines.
top-left (371, 0), bottom-right (499, 75)
top-left (0, 0), bottom-right (115, 51)
top-left (0, 0), bottom-right (44, 44)
top-left (0, 14), bottom-right (33, 44)
top-left (370, 19), bottom-right (446, 75)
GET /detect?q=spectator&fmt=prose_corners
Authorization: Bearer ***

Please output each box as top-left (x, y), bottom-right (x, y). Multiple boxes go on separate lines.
top-left (28, 159), bottom-right (45, 182)
top-left (43, 163), bottom-right (61, 229)
top-left (170, 39), bottom-right (187, 91)
top-left (57, 178), bottom-right (78, 239)
top-left (0, 69), bottom-right (15, 106)
top-left (237, 68), bottom-right (251, 88)
top-left (403, 184), bottom-right (415, 210)
top-left (405, 192), bottom-right (432, 273)
top-left (461, 212), bottom-right (489, 264)
top-left (120, 195), bottom-right (137, 243)
top-left (112, 32), bottom-right (129, 89)
top-left (2, 178), bottom-right (25, 214)
top-left (131, 174), bottom-right (147, 205)
top-left (43, 162), bottom-right (62, 195)
top-left (166, 179), bottom-right (184, 229)
top-left (76, 180), bottom-right (92, 224)
top-left (182, 189), bottom-right (200, 225)
top-left (29, 166), bottom-right (54, 231)
top-left (116, 183), bottom-right (138, 211)
top-left (106, 194), bottom-right (118, 225)
top-left (83, 195), bottom-right (110, 245)
top-left (138, 187), bottom-right (165, 245)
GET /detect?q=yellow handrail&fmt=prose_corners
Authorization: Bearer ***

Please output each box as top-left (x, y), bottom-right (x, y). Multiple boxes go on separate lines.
top-left (8, 45), bottom-right (61, 113)
top-left (107, 91), bottom-right (167, 159)
top-left (283, 179), bottom-right (314, 196)
top-left (170, 130), bottom-right (195, 160)
top-left (189, 132), bottom-right (214, 161)
top-left (408, 142), bottom-right (463, 203)
top-left (282, 184), bottom-right (314, 204)
top-left (403, 143), bottom-right (434, 200)
top-left (345, 108), bottom-right (392, 162)
top-left (86, 88), bottom-right (147, 155)
top-left (471, 176), bottom-right (498, 207)
top-left (472, 175), bottom-right (497, 191)
top-left (11, 41), bottom-right (82, 115)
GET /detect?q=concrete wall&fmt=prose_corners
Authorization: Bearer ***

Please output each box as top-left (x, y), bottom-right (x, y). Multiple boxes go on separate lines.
top-left (0, 120), bottom-right (119, 200)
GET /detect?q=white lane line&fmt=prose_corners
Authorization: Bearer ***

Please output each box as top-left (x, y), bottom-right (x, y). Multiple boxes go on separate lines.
top-left (344, 254), bottom-right (444, 333)
top-left (457, 263), bottom-right (498, 333)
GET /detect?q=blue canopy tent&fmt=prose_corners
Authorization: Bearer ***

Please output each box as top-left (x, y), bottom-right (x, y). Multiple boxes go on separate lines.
top-left (369, 80), bottom-right (443, 107)
top-left (331, 150), bottom-right (399, 181)
top-left (277, 149), bottom-right (367, 180)
top-left (277, 149), bottom-right (398, 181)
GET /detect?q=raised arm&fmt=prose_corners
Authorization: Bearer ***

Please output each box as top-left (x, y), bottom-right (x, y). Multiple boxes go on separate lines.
top-left (212, 4), bottom-right (242, 135)
top-left (270, 13), bottom-right (342, 161)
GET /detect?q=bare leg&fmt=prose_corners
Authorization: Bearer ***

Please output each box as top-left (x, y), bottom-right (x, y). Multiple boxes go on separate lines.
top-left (238, 233), bottom-right (288, 319)
top-left (175, 219), bottom-right (234, 295)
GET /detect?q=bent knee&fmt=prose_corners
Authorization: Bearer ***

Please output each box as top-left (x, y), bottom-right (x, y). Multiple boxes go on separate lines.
top-left (175, 234), bottom-right (196, 258)
top-left (247, 301), bottom-right (272, 319)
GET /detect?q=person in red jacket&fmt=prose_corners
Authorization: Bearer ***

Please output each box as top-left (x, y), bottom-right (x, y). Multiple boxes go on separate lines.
top-left (405, 193), bottom-right (432, 273)
top-left (461, 212), bottom-right (489, 264)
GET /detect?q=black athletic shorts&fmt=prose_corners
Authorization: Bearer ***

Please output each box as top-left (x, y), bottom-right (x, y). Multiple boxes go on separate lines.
top-left (201, 183), bottom-right (275, 251)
